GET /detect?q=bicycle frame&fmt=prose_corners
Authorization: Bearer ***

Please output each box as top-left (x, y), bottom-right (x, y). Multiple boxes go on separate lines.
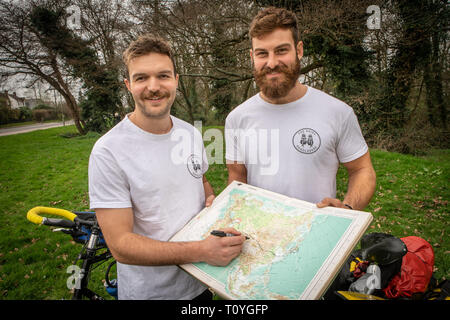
top-left (27, 206), bottom-right (117, 300)
top-left (72, 223), bottom-right (114, 300)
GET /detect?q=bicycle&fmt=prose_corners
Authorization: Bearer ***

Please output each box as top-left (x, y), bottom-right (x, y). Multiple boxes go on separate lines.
top-left (27, 206), bottom-right (118, 300)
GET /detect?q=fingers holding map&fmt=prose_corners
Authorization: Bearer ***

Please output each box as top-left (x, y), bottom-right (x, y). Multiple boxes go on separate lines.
top-left (170, 181), bottom-right (372, 300)
top-left (201, 229), bottom-right (246, 266)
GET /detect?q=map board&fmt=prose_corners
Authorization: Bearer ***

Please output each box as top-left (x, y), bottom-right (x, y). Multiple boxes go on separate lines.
top-left (170, 181), bottom-right (373, 300)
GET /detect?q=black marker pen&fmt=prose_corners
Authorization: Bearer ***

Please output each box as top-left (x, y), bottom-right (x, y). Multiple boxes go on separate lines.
top-left (211, 230), bottom-right (249, 239)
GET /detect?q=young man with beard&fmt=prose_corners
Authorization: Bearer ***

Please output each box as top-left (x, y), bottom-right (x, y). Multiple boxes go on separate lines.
top-left (89, 34), bottom-right (245, 300)
top-left (225, 7), bottom-right (376, 211)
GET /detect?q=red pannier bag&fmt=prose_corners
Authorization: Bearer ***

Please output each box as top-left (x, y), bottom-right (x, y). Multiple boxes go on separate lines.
top-left (383, 236), bottom-right (434, 299)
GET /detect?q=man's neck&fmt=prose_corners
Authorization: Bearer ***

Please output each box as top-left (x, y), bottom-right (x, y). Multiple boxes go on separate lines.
top-left (260, 82), bottom-right (307, 105)
top-left (128, 111), bottom-right (173, 134)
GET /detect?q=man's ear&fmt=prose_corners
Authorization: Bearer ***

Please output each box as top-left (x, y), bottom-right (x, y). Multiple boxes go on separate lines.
top-left (124, 78), bottom-right (131, 92)
top-left (296, 41), bottom-right (304, 60)
top-left (249, 49), bottom-right (254, 67)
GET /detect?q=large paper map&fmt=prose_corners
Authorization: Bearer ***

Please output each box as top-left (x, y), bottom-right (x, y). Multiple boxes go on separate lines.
top-left (170, 181), bottom-right (372, 300)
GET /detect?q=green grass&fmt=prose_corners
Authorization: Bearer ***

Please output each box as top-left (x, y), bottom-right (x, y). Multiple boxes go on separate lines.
top-left (0, 125), bottom-right (448, 299)
top-left (0, 127), bottom-right (103, 299)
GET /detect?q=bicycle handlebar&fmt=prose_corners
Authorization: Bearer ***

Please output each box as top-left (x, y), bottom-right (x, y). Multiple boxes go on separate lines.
top-left (27, 206), bottom-right (78, 227)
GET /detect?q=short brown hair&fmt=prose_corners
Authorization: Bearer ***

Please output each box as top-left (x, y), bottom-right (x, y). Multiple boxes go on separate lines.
top-left (249, 7), bottom-right (299, 46)
top-left (122, 34), bottom-right (177, 78)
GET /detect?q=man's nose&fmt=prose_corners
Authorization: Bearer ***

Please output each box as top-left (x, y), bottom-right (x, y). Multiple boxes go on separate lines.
top-left (146, 77), bottom-right (160, 92)
top-left (266, 52), bottom-right (277, 69)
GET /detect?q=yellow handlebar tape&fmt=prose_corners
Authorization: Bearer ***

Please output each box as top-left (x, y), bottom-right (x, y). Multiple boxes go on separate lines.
top-left (27, 206), bottom-right (77, 225)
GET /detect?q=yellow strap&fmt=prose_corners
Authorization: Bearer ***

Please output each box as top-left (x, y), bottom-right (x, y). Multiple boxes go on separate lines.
top-left (337, 291), bottom-right (385, 300)
top-left (27, 206), bottom-right (77, 225)
top-left (349, 257), bottom-right (363, 272)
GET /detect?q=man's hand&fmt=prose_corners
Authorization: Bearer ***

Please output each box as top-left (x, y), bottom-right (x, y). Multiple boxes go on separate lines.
top-left (199, 227), bottom-right (246, 266)
top-left (203, 175), bottom-right (215, 207)
top-left (317, 152), bottom-right (376, 211)
top-left (205, 194), bottom-right (215, 207)
top-left (226, 161), bottom-right (247, 185)
top-left (316, 197), bottom-right (348, 209)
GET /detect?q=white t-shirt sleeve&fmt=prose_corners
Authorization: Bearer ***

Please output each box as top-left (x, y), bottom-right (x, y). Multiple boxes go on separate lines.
top-left (224, 115), bottom-right (243, 162)
top-left (336, 109), bottom-right (369, 163)
top-left (88, 149), bottom-right (132, 209)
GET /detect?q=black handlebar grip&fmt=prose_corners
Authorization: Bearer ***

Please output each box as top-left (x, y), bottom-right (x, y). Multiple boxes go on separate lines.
top-left (43, 218), bottom-right (76, 228)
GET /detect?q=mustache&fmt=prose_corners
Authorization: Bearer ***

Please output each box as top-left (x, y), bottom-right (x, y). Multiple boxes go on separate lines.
top-left (258, 63), bottom-right (290, 76)
top-left (142, 90), bottom-right (170, 99)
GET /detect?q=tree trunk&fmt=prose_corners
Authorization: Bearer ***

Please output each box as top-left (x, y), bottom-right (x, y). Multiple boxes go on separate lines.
top-left (424, 31), bottom-right (447, 129)
top-left (50, 56), bottom-right (86, 135)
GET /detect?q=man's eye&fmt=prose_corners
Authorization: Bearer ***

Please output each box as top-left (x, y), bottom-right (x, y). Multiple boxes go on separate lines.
top-left (276, 48), bottom-right (288, 54)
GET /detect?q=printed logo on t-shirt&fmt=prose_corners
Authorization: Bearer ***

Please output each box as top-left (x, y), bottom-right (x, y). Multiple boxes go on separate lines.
top-left (187, 154), bottom-right (202, 178)
top-left (292, 128), bottom-right (321, 154)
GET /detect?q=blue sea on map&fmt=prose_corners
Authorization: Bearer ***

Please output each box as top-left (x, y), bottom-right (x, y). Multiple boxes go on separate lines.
top-left (193, 199), bottom-right (353, 299)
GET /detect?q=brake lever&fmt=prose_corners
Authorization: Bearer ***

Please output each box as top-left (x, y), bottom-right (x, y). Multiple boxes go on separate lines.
top-left (52, 228), bottom-right (74, 235)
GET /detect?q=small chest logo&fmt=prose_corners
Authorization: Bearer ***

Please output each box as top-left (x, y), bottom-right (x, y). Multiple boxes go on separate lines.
top-left (292, 128), bottom-right (321, 154)
top-left (187, 154), bottom-right (202, 178)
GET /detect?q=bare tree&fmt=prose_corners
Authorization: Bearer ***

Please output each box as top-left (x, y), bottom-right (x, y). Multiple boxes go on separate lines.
top-left (0, 0), bottom-right (87, 134)
top-left (75, 0), bottom-right (135, 117)
top-left (126, 0), bottom-right (352, 123)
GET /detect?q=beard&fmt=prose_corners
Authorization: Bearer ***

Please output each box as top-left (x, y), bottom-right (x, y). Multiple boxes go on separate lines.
top-left (136, 89), bottom-right (174, 119)
top-left (253, 57), bottom-right (301, 100)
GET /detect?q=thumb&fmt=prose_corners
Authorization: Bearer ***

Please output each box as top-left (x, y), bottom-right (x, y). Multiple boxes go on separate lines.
top-left (316, 200), bottom-right (326, 208)
top-left (205, 195), bottom-right (215, 207)
top-left (316, 197), bottom-right (332, 208)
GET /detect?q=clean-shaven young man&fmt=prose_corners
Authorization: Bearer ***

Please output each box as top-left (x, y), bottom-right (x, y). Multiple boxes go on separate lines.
top-left (89, 34), bottom-right (245, 300)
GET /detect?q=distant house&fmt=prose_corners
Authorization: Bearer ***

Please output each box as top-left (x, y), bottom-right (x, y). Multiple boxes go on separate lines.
top-left (0, 91), bottom-right (25, 109)
top-left (0, 91), bottom-right (45, 109)
top-left (24, 98), bottom-right (43, 109)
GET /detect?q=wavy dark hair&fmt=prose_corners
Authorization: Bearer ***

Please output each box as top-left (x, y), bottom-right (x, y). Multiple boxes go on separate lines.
top-left (249, 7), bottom-right (299, 46)
top-left (122, 34), bottom-right (177, 78)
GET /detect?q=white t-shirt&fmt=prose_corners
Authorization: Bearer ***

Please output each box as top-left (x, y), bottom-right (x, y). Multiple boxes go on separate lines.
top-left (88, 114), bottom-right (208, 300)
top-left (225, 85), bottom-right (368, 203)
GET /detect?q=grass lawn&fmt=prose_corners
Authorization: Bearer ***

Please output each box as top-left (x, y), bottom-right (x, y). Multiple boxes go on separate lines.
top-left (0, 125), bottom-right (448, 299)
